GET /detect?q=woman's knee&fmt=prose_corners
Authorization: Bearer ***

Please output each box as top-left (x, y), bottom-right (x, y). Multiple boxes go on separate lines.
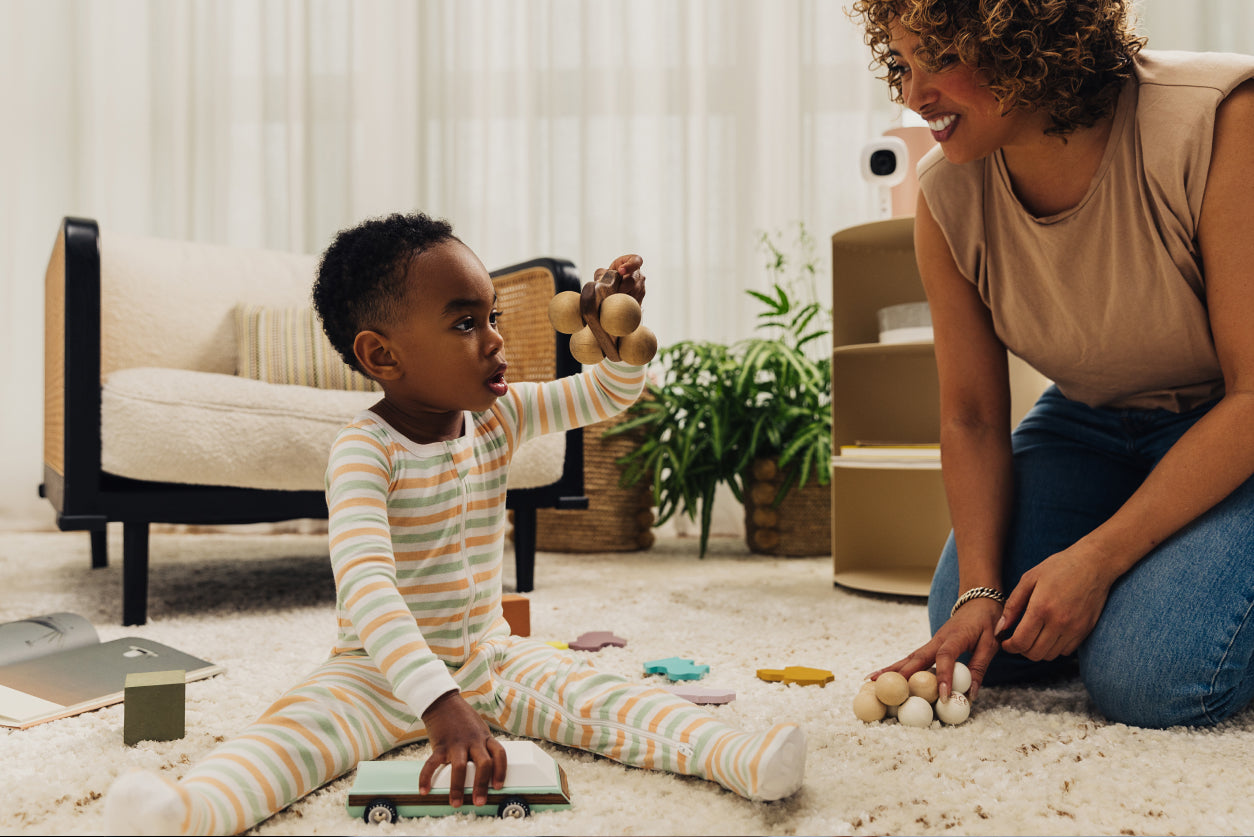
top-left (1080, 639), bottom-right (1253, 728)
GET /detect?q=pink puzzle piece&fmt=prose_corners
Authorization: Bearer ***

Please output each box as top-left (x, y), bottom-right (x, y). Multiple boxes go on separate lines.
top-left (569, 631), bottom-right (627, 652)
top-left (663, 684), bottom-right (737, 705)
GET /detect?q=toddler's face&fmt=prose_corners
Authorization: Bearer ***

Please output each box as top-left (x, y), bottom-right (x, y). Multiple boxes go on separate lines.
top-left (377, 240), bottom-right (508, 422)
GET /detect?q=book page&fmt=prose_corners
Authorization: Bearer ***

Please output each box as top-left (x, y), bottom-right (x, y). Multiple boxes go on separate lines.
top-left (0, 612), bottom-right (98, 666)
top-left (0, 637), bottom-right (222, 727)
top-left (0, 638), bottom-right (219, 709)
top-left (0, 684), bottom-right (65, 726)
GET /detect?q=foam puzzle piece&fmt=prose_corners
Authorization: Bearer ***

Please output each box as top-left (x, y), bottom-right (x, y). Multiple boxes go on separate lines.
top-left (546, 641), bottom-right (569, 650)
top-left (756, 666), bottom-right (835, 687)
top-left (643, 657), bottom-right (709, 681)
top-left (569, 631), bottom-right (627, 652)
top-left (501, 593), bottom-right (530, 637)
top-left (664, 684), bottom-right (737, 705)
top-left (124, 669), bottom-right (186, 745)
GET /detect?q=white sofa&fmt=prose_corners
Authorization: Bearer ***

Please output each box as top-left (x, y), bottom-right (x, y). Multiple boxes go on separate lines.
top-left (42, 217), bottom-right (588, 624)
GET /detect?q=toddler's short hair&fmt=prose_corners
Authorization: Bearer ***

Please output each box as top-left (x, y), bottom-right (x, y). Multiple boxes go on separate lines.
top-left (313, 212), bottom-right (458, 373)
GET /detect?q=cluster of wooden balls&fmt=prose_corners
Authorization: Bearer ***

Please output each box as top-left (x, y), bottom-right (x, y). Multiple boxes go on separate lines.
top-left (853, 662), bottom-right (973, 728)
top-left (548, 290), bottom-right (658, 366)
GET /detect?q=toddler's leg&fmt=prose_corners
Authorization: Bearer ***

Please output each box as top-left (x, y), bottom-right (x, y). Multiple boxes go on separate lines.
top-left (105, 654), bottom-right (424, 835)
top-left (467, 638), bottom-right (804, 802)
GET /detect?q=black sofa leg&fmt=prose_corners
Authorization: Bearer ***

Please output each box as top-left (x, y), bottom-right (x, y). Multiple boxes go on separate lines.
top-left (513, 507), bottom-right (537, 593)
top-left (90, 529), bottom-right (108, 569)
top-left (122, 522), bottom-right (150, 626)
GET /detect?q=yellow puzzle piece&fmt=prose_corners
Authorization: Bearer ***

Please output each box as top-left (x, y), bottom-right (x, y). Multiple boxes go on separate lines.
top-left (756, 666), bottom-right (834, 687)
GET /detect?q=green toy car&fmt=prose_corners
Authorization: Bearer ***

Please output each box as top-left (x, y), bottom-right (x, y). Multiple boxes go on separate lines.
top-left (346, 740), bottom-right (573, 823)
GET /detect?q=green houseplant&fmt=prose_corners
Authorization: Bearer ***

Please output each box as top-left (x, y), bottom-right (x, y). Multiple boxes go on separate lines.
top-left (608, 224), bottom-right (832, 556)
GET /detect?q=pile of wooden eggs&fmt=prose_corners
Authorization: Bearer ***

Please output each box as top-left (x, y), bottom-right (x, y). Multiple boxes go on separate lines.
top-left (852, 662), bottom-right (972, 727)
top-left (548, 263), bottom-right (657, 367)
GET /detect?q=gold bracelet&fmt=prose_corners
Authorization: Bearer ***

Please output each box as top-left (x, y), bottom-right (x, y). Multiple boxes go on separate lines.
top-left (950, 586), bottom-right (1006, 618)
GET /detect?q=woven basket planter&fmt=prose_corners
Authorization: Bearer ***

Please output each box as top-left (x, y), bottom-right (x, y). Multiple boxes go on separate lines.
top-left (534, 409), bottom-right (655, 553)
top-left (743, 458), bottom-right (831, 556)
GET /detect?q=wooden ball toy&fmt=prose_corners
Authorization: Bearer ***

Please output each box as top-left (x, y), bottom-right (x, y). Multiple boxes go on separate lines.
top-left (852, 689), bottom-right (887, 723)
top-left (548, 291), bottom-right (585, 334)
top-left (897, 695), bottom-right (934, 728)
top-left (873, 671), bottom-right (909, 707)
top-left (951, 661), bottom-right (972, 695)
top-left (618, 325), bottom-right (657, 366)
top-left (570, 326), bottom-right (605, 365)
top-left (908, 670), bottom-right (939, 704)
top-left (935, 692), bottom-right (971, 725)
top-left (599, 293), bottom-right (643, 337)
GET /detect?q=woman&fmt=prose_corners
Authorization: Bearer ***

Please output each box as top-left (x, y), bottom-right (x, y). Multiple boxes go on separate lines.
top-left (852, 0), bottom-right (1254, 728)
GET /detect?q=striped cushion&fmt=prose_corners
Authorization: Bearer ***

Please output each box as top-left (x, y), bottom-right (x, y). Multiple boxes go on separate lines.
top-left (234, 305), bottom-right (379, 392)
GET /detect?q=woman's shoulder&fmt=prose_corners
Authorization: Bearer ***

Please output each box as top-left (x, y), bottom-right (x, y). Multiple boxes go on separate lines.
top-left (1132, 50), bottom-right (1254, 200)
top-left (1135, 49), bottom-right (1254, 98)
top-left (917, 144), bottom-right (986, 211)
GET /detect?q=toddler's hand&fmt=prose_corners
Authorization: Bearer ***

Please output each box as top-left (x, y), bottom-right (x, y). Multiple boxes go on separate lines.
top-left (601, 254), bottom-right (646, 302)
top-left (419, 691), bottom-right (507, 807)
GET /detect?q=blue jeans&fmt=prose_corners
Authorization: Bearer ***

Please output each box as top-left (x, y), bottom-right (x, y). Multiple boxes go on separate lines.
top-left (929, 386), bottom-right (1254, 728)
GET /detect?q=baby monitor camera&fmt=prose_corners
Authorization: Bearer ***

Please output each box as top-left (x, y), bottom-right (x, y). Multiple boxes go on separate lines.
top-left (860, 136), bottom-right (909, 187)
top-left (860, 136), bottom-right (909, 218)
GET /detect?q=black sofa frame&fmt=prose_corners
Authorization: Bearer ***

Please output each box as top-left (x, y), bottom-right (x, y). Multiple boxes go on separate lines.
top-left (41, 217), bottom-right (587, 625)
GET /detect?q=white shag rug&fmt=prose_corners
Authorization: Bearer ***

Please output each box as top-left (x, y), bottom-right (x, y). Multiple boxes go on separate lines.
top-left (2, 527), bottom-right (1254, 836)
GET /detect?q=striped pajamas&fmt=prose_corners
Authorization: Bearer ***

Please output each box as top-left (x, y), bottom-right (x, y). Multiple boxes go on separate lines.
top-left (158, 361), bottom-right (795, 834)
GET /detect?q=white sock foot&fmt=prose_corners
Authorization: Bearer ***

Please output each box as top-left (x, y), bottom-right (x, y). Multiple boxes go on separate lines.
top-left (751, 723), bottom-right (806, 802)
top-left (105, 770), bottom-right (189, 836)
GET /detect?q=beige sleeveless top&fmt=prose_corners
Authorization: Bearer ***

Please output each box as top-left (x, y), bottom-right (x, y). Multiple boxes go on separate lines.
top-left (918, 50), bottom-right (1254, 411)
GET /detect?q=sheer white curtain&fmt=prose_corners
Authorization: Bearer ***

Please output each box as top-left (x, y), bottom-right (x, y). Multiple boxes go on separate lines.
top-left (1, 0), bottom-right (900, 526)
top-left (4, 1), bottom-right (1248, 526)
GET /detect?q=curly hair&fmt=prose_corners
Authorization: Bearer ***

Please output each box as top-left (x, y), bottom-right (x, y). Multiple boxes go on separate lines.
top-left (849, 0), bottom-right (1146, 136)
top-left (312, 212), bottom-right (458, 374)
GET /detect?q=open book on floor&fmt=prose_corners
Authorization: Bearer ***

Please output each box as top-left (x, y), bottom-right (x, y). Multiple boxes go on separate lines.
top-left (0, 612), bottom-right (223, 729)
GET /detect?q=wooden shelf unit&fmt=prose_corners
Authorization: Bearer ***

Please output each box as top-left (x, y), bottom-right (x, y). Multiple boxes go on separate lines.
top-left (829, 218), bottom-right (1048, 597)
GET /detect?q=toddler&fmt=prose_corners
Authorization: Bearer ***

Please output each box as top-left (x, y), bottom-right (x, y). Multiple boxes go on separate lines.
top-left (106, 212), bottom-right (805, 834)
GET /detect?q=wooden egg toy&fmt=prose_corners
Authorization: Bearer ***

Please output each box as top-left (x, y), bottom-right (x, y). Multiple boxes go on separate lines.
top-left (897, 695), bottom-right (934, 728)
top-left (618, 326), bottom-right (658, 366)
top-left (546, 258), bottom-right (657, 366)
top-left (951, 661), bottom-right (972, 695)
top-left (569, 326), bottom-right (605, 366)
top-left (852, 688), bottom-right (887, 723)
top-left (872, 672), bottom-right (909, 707)
top-left (548, 291), bottom-right (585, 335)
top-left (599, 294), bottom-right (642, 337)
top-left (908, 670), bottom-right (940, 703)
top-left (854, 666), bottom-right (974, 727)
top-left (935, 692), bottom-right (971, 725)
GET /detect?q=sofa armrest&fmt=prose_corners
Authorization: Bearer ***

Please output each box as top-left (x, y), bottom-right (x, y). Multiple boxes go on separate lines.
top-left (492, 257), bottom-right (588, 512)
top-left (43, 217), bottom-right (105, 529)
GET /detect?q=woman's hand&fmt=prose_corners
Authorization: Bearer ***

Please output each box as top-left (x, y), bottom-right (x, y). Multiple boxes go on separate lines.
top-left (870, 596), bottom-right (1003, 701)
top-left (419, 691), bottom-right (508, 808)
top-left (997, 543), bottom-right (1117, 662)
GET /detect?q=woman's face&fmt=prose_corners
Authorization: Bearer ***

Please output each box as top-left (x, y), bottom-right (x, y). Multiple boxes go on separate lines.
top-left (886, 22), bottom-right (1041, 164)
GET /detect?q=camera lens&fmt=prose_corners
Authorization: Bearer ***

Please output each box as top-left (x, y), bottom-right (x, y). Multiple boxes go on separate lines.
top-left (869, 149), bottom-right (898, 176)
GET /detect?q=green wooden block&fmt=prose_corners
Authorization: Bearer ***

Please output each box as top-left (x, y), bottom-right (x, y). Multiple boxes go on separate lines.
top-left (124, 669), bottom-right (186, 746)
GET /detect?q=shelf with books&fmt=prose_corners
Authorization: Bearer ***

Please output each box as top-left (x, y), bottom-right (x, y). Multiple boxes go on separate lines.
top-left (828, 219), bottom-right (1051, 597)
top-left (835, 442), bottom-right (940, 468)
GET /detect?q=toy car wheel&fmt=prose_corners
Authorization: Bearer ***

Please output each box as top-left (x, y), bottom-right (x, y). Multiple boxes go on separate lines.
top-left (363, 799), bottom-right (398, 824)
top-left (497, 797), bottom-right (531, 819)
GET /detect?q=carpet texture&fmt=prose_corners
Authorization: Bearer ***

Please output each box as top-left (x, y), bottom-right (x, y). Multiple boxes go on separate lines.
top-left (2, 528), bottom-right (1253, 836)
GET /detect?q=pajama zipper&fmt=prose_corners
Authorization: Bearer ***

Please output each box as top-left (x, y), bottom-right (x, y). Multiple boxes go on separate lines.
top-left (455, 456), bottom-right (475, 661)
top-left (507, 677), bottom-right (695, 757)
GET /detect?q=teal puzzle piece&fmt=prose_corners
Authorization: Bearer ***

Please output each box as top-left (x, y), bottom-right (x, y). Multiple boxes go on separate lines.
top-left (643, 657), bottom-right (709, 681)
